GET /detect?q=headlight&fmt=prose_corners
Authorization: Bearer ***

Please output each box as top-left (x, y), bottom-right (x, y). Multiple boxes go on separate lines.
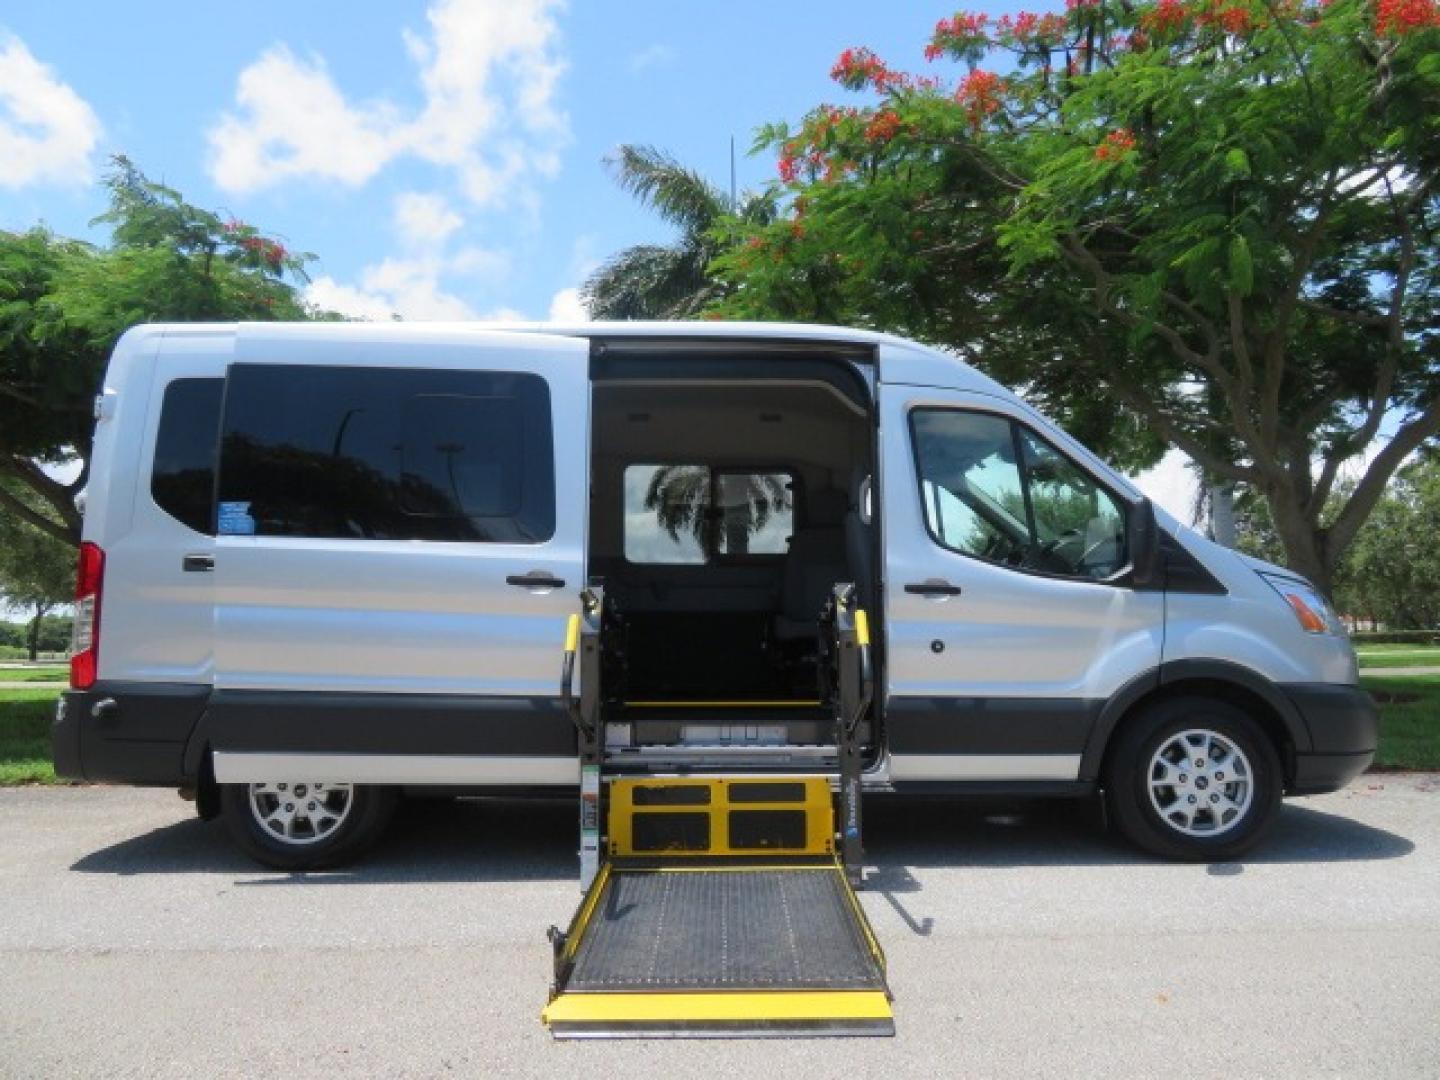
top-left (1259, 573), bottom-right (1341, 635)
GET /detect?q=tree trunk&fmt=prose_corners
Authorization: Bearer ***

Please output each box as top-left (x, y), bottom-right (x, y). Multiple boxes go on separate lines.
top-left (1265, 483), bottom-right (1333, 596)
top-left (1209, 482), bottom-right (1236, 548)
top-left (26, 611), bottom-right (41, 662)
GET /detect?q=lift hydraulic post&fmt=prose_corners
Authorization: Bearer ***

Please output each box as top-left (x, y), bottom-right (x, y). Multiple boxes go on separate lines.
top-left (543, 583), bottom-right (893, 1039)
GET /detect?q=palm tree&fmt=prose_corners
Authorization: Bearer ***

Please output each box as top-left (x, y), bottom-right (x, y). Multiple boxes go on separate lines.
top-left (582, 145), bottom-right (774, 320)
top-left (643, 466), bottom-right (791, 556)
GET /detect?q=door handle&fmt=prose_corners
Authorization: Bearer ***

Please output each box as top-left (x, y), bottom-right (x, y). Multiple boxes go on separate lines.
top-left (182, 554), bottom-right (214, 573)
top-left (506, 572), bottom-right (566, 591)
top-left (905, 579), bottom-right (962, 597)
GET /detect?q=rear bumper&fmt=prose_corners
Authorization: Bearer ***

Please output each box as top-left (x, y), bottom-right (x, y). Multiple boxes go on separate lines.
top-left (1282, 683), bottom-right (1378, 795)
top-left (52, 684), bottom-right (209, 786)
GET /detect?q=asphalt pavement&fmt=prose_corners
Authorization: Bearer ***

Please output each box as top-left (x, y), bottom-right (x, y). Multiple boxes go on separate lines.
top-left (1, 778), bottom-right (1436, 1079)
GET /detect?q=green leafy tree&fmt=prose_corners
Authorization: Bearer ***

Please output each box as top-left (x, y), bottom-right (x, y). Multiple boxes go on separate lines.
top-left (0, 156), bottom-right (319, 547)
top-left (0, 482), bottom-right (76, 659)
top-left (582, 145), bottom-right (776, 319)
top-left (1336, 457), bottom-right (1440, 628)
top-left (709, 0), bottom-right (1440, 595)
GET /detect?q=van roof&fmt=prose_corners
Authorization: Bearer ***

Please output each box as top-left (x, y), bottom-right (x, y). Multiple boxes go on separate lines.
top-left (131, 319), bottom-right (1013, 400)
top-left (140, 319), bottom-right (931, 352)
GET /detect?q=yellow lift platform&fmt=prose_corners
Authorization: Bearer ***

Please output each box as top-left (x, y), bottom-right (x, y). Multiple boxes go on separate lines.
top-left (543, 586), bottom-right (893, 1039)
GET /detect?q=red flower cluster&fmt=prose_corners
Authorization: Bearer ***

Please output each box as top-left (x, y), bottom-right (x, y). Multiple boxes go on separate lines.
top-left (240, 235), bottom-right (287, 268)
top-left (925, 12), bottom-right (990, 60)
top-left (1066, 0), bottom-right (1101, 9)
top-left (831, 47), bottom-right (909, 91)
top-left (996, 10), bottom-right (1069, 41)
top-left (865, 109), bottom-right (904, 143)
top-left (1196, 0), bottom-right (1254, 32)
top-left (1140, 0), bottom-right (1190, 32)
top-left (956, 69), bottom-right (1006, 129)
top-left (1376, 0), bottom-right (1440, 32)
top-left (1094, 128), bottom-right (1138, 161)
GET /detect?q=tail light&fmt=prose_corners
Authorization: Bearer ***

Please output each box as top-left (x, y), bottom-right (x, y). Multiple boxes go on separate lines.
top-left (70, 541), bottom-right (105, 690)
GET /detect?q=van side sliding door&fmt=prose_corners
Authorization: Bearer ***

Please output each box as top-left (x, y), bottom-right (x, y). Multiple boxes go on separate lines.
top-left (209, 326), bottom-right (590, 786)
top-left (879, 384), bottom-right (1163, 785)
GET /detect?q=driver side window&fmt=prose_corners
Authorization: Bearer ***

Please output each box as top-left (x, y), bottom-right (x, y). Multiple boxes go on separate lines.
top-left (911, 408), bottom-right (1129, 581)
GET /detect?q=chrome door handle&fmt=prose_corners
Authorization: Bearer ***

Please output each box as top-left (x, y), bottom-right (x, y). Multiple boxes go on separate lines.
top-left (904, 579), bottom-right (962, 597)
top-left (182, 554), bottom-right (214, 572)
top-left (506, 572), bottom-right (566, 591)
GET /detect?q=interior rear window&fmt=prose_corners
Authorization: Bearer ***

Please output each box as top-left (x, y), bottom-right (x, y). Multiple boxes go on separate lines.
top-left (151, 377), bottom-right (223, 534)
top-left (217, 364), bottom-right (554, 543)
top-left (624, 465), bottom-right (793, 563)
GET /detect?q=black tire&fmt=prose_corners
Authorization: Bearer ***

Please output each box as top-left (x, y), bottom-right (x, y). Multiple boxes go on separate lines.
top-left (1104, 695), bottom-right (1282, 861)
top-left (219, 782), bottom-right (398, 870)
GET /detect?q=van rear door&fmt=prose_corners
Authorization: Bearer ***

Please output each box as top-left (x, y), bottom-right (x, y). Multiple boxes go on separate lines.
top-left (879, 384), bottom-right (1163, 784)
top-left (209, 326), bottom-right (589, 782)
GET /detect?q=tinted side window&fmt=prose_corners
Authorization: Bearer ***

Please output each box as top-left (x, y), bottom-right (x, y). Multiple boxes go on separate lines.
top-left (151, 377), bottom-right (223, 534)
top-left (217, 365), bottom-right (554, 543)
top-left (1018, 429), bottom-right (1128, 579)
top-left (912, 408), bottom-right (1128, 581)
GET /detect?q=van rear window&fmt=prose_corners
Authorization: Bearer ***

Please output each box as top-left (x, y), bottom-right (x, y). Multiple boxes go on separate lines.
top-left (216, 364), bottom-right (554, 543)
top-left (151, 377), bottom-right (223, 534)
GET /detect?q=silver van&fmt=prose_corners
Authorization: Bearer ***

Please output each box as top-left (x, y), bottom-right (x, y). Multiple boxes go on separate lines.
top-left (52, 321), bottom-right (1376, 869)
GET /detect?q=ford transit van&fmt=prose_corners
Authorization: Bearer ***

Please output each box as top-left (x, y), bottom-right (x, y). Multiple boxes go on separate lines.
top-left (51, 321), bottom-right (1376, 869)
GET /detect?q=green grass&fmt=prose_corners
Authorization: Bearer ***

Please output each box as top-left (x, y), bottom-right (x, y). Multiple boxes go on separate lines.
top-left (1362, 673), bottom-right (1440, 770)
top-left (1356, 644), bottom-right (1440, 670)
top-left (0, 666), bottom-right (67, 682)
top-left (0, 689), bottom-right (62, 785)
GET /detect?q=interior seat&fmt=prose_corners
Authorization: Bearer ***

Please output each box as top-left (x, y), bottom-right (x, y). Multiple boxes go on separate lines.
top-left (773, 488), bottom-right (850, 644)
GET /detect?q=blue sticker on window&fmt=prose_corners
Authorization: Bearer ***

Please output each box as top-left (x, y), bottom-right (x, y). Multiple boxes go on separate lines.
top-left (217, 501), bottom-right (256, 535)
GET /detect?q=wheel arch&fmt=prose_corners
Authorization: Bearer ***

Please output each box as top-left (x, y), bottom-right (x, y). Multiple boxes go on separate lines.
top-left (1081, 660), bottom-right (1307, 789)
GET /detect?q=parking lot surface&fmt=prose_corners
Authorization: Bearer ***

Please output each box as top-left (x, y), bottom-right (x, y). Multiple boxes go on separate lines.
top-left (1, 778), bottom-right (1436, 1078)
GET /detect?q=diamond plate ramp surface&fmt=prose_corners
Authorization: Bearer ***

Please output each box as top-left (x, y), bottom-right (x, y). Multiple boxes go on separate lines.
top-left (567, 868), bottom-right (882, 992)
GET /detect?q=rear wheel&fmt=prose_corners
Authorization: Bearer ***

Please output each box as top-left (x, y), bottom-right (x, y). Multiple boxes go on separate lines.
top-left (220, 780), bottom-right (397, 870)
top-left (1104, 696), bottom-right (1282, 861)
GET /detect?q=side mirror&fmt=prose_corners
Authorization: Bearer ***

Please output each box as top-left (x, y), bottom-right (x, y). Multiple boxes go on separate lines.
top-left (1127, 497), bottom-right (1163, 589)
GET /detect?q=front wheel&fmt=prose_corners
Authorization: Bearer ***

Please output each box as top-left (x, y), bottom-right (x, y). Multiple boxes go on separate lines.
top-left (1105, 696), bottom-right (1282, 861)
top-left (219, 780), bottom-right (397, 870)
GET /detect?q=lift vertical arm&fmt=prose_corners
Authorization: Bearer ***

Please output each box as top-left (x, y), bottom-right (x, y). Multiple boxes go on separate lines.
top-left (827, 584), bottom-right (873, 888)
top-left (562, 585), bottom-right (606, 891)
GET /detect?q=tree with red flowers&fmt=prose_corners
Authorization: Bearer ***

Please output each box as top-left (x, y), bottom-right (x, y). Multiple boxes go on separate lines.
top-left (0, 156), bottom-right (321, 546)
top-left (711, 0), bottom-right (1440, 593)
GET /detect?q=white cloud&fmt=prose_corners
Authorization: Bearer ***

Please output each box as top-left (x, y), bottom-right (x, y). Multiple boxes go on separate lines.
top-left (0, 35), bottom-right (101, 189)
top-left (306, 275), bottom-right (402, 321)
top-left (209, 0), bottom-right (567, 205)
top-left (394, 191), bottom-right (463, 248)
top-left (309, 190), bottom-right (511, 321)
top-left (1130, 448), bottom-right (1199, 526)
top-left (208, 47), bottom-right (395, 192)
top-left (628, 44), bottom-right (675, 73)
top-left (547, 286), bottom-right (586, 322)
top-left (307, 260), bottom-right (477, 321)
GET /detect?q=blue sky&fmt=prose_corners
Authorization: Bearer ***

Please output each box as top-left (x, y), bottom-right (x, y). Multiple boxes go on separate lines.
top-left (1, 0), bottom-right (1212, 517)
top-left (0, 1), bottom-right (1008, 323)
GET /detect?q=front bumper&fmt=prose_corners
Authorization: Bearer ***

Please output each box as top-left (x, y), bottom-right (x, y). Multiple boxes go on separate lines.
top-left (1282, 683), bottom-right (1378, 795)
